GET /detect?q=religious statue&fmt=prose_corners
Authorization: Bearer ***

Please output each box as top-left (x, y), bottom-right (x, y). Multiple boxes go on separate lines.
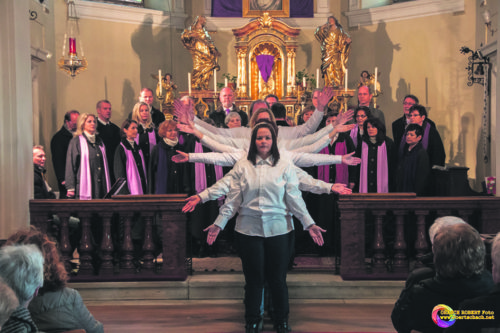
top-left (154, 73), bottom-right (177, 105)
top-left (357, 70), bottom-right (381, 93)
top-left (181, 16), bottom-right (221, 90)
top-left (314, 15), bottom-right (351, 88)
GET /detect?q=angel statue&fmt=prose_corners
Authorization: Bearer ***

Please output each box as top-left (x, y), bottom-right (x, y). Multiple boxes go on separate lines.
top-left (181, 16), bottom-right (221, 90)
top-left (315, 15), bottom-right (352, 88)
top-left (151, 72), bottom-right (177, 105)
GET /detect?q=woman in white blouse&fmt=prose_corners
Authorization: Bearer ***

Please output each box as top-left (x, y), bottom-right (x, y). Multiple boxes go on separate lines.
top-left (204, 121), bottom-right (325, 333)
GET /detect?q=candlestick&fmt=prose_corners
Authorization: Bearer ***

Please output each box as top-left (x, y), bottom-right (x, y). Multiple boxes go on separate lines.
top-left (225, 78), bottom-right (228, 87)
top-left (374, 67), bottom-right (378, 94)
top-left (188, 72), bottom-right (192, 96)
top-left (159, 69), bottom-right (162, 95)
top-left (316, 68), bottom-right (320, 89)
top-left (214, 70), bottom-right (217, 93)
top-left (344, 69), bottom-right (348, 92)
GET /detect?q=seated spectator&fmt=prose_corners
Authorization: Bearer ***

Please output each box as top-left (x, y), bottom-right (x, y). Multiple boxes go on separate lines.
top-left (0, 280), bottom-right (19, 330)
top-left (391, 223), bottom-right (494, 333)
top-left (395, 124), bottom-right (430, 196)
top-left (6, 227), bottom-right (104, 333)
top-left (225, 111), bottom-right (242, 129)
top-left (271, 103), bottom-right (289, 127)
top-left (0, 244), bottom-right (44, 333)
top-left (33, 145), bottom-right (56, 199)
top-left (446, 232), bottom-right (500, 332)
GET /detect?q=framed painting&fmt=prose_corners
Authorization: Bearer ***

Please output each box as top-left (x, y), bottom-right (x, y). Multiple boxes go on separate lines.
top-left (88, 0), bottom-right (144, 7)
top-left (243, 0), bottom-right (289, 17)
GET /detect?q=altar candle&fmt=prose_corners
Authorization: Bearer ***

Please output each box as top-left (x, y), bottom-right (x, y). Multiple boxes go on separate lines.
top-left (374, 67), bottom-right (378, 93)
top-left (225, 78), bottom-right (228, 87)
top-left (344, 69), bottom-right (348, 92)
top-left (214, 70), bottom-right (217, 93)
top-left (303, 77), bottom-right (306, 88)
top-left (188, 72), bottom-right (192, 96)
top-left (316, 68), bottom-right (320, 88)
top-left (159, 69), bottom-right (162, 95)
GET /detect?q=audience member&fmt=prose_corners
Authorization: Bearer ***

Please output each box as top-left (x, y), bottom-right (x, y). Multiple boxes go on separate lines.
top-left (6, 227), bottom-right (104, 333)
top-left (264, 94), bottom-right (279, 107)
top-left (297, 105), bottom-right (315, 125)
top-left (95, 100), bottom-right (121, 183)
top-left (225, 111), bottom-right (242, 129)
top-left (248, 99), bottom-right (269, 117)
top-left (131, 101), bottom-right (159, 169)
top-left (271, 103), bottom-right (289, 127)
top-left (357, 85), bottom-right (385, 126)
top-left (392, 223), bottom-right (494, 333)
top-left (33, 145), bottom-right (56, 199)
top-left (350, 106), bottom-right (371, 148)
top-left (395, 124), bottom-right (430, 196)
top-left (139, 87), bottom-right (165, 128)
top-left (65, 113), bottom-right (111, 199)
top-left (447, 232), bottom-right (500, 331)
top-left (0, 280), bottom-right (18, 330)
top-left (405, 104), bottom-right (445, 167)
top-left (50, 110), bottom-right (79, 198)
top-left (210, 87), bottom-right (248, 127)
top-left (0, 244), bottom-right (44, 333)
top-left (355, 117), bottom-right (395, 193)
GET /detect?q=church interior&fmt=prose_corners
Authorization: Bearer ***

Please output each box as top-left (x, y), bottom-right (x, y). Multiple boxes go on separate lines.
top-left (1, 0), bottom-right (500, 332)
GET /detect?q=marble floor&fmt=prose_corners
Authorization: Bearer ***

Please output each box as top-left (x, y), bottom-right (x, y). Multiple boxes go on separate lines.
top-left (87, 299), bottom-right (397, 333)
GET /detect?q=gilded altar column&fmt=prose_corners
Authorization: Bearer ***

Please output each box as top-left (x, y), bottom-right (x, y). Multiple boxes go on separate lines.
top-left (286, 47), bottom-right (297, 97)
top-left (236, 47), bottom-right (248, 98)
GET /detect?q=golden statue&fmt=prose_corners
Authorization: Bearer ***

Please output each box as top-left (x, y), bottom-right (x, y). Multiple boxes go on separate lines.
top-left (181, 16), bottom-right (221, 90)
top-left (154, 73), bottom-right (177, 105)
top-left (315, 15), bottom-right (351, 88)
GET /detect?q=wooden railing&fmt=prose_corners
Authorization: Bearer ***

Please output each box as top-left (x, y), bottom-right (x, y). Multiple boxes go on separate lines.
top-left (29, 194), bottom-right (187, 282)
top-left (338, 194), bottom-right (500, 280)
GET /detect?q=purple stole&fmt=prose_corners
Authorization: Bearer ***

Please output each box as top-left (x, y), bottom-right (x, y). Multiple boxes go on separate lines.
top-left (350, 125), bottom-right (359, 148)
top-left (135, 127), bottom-right (157, 155)
top-left (317, 141), bottom-right (349, 185)
top-left (359, 140), bottom-right (389, 193)
top-left (121, 142), bottom-right (146, 195)
top-left (78, 135), bottom-right (110, 200)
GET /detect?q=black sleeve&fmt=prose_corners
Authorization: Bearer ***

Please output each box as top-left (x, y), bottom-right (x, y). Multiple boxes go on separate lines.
top-left (113, 145), bottom-right (130, 195)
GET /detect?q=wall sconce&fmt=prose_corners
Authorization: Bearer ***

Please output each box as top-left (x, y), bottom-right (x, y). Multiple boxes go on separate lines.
top-left (57, 0), bottom-right (88, 78)
top-left (460, 46), bottom-right (489, 86)
top-left (481, 0), bottom-right (497, 44)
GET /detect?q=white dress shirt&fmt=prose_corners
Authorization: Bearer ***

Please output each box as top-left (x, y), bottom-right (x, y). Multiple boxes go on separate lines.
top-left (213, 157), bottom-right (315, 237)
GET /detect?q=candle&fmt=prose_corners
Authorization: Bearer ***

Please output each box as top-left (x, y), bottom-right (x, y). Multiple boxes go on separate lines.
top-left (344, 69), bottom-right (348, 92)
top-left (214, 70), bottom-right (217, 93)
top-left (159, 69), bottom-right (162, 95)
top-left (69, 38), bottom-right (76, 56)
top-left (225, 78), bottom-right (228, 87)
top-left (316, 68), bottom-right (320, 88)
top-left (188, 72), bottom-right (192, 96)
top-left (303, 77), bottom-right (306, 88)
top-left (374, 67), bottom-right (378, 93)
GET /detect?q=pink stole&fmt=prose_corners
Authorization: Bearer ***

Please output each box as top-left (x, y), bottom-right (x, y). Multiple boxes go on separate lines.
top-left (350, 125), bottom-right (359, 148)
top-left (79, 135), bottom-right (111, 200)
top-left (317, 141), bottom-right (348, 185)
top-left (359, 140), bottom-right (388, 193)
top-left (121, 142), bottom-right (146, 195)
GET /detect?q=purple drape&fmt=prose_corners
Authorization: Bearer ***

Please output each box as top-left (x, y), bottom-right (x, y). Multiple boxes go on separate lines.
top-left (211, 0), bottom-right (313, 18)
top-left (256, 55), bottom-right (274, 83)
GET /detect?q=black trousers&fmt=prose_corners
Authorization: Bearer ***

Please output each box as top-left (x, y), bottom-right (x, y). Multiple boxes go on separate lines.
top-left (236, 231), bottom-right (291, 324)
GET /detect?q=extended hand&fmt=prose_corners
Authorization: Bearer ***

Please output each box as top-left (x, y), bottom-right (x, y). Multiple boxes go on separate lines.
top-left (204, 224), bottom-right (221, 245)
top-left (331, 183), bottom-right (352, 195)
top-left (308, 225), bottom-right (326, 246)
top-left (317, 87), bottom-right (334, 112)
top-left (342, 152), bottom-right (361, 166)
top-left (329, 123), bottom-right (355, 138)
top-left (177, 120), bottom-right (195, 134)
top-left (172, 150), bottom-right (189, 163)
top-left (182, 194), bottom-right (201, 213)
top-left (335, 109), bottom-right (354, 126)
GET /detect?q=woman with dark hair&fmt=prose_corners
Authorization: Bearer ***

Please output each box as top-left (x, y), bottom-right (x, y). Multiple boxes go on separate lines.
top-left (65, 113), bottom-right (111, 199)
top-left (355, 117), bottom-right (395, 193)
top-left (350, 106), bottom-right (372, 148)
top-left (6, 227), bottom-right (103, 333)
top-left (131, 101), bottom-right (159, 170)
top-left (114, 119), bottom-right (147, 195)
top-left (204, 122), bottom-right (325, 333)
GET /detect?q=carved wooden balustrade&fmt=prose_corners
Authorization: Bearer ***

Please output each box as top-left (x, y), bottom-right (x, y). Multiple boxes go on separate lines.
top-left (29, 194), bottom-right (187, 282)
top-left (338, 194), bottom-right (500, 280)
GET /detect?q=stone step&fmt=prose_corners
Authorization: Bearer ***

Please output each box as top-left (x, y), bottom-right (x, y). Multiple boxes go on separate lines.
top-left (70, 272), bottom-right (404, 304)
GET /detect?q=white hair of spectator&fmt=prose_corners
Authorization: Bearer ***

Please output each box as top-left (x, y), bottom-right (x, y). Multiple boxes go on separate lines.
top-left (429, 216), bottom-right (466, 245)
top-left (492, 232), bottom-right (500, 284)
top-left (0, 244), bottom-right (44, 305)
top-left (225, 111), bottom-right (241, 125)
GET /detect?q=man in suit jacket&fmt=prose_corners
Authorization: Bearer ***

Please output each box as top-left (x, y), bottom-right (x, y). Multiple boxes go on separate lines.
top-left (33, 145), bottom-right (56, 199)
top-left (96, 100), bottom-right (121, 183)
top-left (357, 85), bottom-right (385, 126)
top-left (209, 87), bottom-right (248, 127)
top-left (50, 110), bottom-right (79, 198)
